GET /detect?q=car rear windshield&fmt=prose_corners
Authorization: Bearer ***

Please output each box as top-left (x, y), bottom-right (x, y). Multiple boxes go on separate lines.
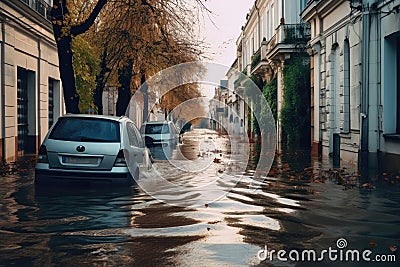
top-left (142, 124), bottom-right (170, 134)
top-left (49, 117), bottom-right (120, 142)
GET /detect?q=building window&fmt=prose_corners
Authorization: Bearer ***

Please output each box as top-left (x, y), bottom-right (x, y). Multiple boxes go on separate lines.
top-left (383, 34), bottom-right (398, 134)
top-left (260, 13), bottom-right (265, 40)
top-left (313, 18), bottom-right (317, 37)
top-left (342, 39), bottom-right (350, 133)
top-left (17, 67), bottom-right (37, 154)
top-left (251, 33), bottom-right (255, 54)
top-left (301, 0), bottom-right (307, 11)
top-left (253, 28), bottom-right (258, 50)
top-left (17, 68), bottom-right (28, 153)
top-left (271, 4), bottom-right (275, 31)
top-left (247, 39), bottom-right (251, 66)
top-left (267, 9), bottom-right (270, 40)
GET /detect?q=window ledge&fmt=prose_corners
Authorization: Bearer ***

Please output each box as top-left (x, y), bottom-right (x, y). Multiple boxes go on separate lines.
top-left (340, 131), bottom-right (351, 139)
top-left (383, 134), bottom-right (400, 141)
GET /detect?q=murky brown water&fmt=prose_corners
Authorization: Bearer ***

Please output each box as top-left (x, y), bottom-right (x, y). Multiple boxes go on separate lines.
top-left (0, 129), bottom-right (399, 266)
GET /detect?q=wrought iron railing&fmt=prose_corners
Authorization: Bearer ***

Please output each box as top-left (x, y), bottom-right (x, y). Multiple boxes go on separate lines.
top-left (281, 23), bottom-right (311, 43)
top-left (268, 23), bottom-right (311, 50)
top-left (19, 0), bottom-right (52, 21)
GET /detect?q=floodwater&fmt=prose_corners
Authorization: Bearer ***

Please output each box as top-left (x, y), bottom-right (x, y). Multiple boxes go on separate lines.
top-left (0, 129), bottom-right (399, 266)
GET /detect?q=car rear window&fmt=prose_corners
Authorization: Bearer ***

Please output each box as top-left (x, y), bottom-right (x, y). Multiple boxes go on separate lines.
top-left (49, 117), bottom-right (120, 142)
top-left (143, 124), bottom-right (170, 134)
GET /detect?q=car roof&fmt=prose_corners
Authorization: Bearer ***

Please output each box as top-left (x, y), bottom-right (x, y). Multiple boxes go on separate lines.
top-left (61, 114), bottom-right (127, 122)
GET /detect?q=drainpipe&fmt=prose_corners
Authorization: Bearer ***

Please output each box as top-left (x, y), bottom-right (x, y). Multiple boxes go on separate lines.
top-left (377, 8), bottom-right (382, 155)
top-left (1, 17), bottom-right (5, 162)
top-left (360, 2), bottom-right (372, 169)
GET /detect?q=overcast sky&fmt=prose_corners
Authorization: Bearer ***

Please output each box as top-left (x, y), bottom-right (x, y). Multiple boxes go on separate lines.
top-left (201, 0), bottom-right (254, 67)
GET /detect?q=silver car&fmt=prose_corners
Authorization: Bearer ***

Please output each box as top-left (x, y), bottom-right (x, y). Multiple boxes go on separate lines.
top-left (35, 114), bottom-right (151, 185)
top-left (140, 121), bottom-right (180, 147)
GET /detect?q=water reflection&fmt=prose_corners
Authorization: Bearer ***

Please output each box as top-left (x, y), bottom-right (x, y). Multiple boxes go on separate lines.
top-left (0, 130), bottom-right (399, 266)
top-left (1, 183), bottom-right (138, 265)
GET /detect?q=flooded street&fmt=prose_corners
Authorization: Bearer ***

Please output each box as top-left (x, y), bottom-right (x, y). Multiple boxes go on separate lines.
top-left (0, 129), bottom-right (399, 266)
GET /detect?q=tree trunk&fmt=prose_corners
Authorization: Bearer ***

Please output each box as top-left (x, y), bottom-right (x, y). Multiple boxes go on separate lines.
top-left (94, 48), bottom-right (110, 115)
top-left (93, 84), bottom-right (103, 115)
top-left (141, 72), bottom-right (149, 122)
top-left (56, 38), bottom-right (80, 114)
top-left (51, 1), bottom-right (80, 113)
top-left (116, 60), bottom-right (133, 116)
top-left (50, 0), bottom-right (107, 114)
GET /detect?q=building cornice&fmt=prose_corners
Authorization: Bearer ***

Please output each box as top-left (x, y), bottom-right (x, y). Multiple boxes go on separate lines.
top-left (2, 0), bottom-right (52, 32)
top-left (0, 0), bottom-right (56, 46)
top-left (301, 0), bottom-right (347, 21)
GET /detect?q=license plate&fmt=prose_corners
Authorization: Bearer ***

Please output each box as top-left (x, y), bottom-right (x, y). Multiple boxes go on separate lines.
top-left (62, 156), bottom-right (98, 165)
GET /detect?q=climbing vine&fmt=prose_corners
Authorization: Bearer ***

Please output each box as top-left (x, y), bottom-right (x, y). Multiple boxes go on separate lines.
top-left (255, 76), bottom-right (277, 141)
top-left (262, 77), bottom-right (277, 123)
top-left (249, 74), bottom-right (264, 136)
top-left (281, 55), bottom-right (311, 148)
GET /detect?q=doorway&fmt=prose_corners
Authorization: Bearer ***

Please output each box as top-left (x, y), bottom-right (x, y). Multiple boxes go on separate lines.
top-left (17, 67), bottom-right (36, 154)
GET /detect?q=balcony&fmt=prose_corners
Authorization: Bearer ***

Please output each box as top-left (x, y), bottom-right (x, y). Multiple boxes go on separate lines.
top-left (250, 45), bottom-right (273, 78)
top-left (281, 23), bottom-right (311, 43)
top-left (19, 0), bottom-right (52, 21)
top-left (249, 23), bottom-right (311, 79)
top-left (267, 23), bottom-right (311, 62)
top-left (269, 23), bottom-right (311, 49)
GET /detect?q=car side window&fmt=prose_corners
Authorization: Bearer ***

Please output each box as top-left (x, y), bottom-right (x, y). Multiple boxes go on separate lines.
top-left (132, 124), bottom-right (145, 148)
top-left (127, 123), bottom-right (139, 147)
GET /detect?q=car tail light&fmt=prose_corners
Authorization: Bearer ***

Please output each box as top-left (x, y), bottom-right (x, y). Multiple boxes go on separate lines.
top-left (114, 149), bottom-right (127, 167)
top-left (37, 145), bottom-right (48, 163)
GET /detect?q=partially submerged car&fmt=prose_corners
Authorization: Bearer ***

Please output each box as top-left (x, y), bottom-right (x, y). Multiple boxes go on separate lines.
top-left (140, 121), bottom-right (180, 147)
top-left (35, 114), bottom-right (151, 185)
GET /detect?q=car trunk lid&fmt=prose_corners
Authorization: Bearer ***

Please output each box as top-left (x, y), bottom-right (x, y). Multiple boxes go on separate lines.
top-left (46, 139), bottom-right (120, 170)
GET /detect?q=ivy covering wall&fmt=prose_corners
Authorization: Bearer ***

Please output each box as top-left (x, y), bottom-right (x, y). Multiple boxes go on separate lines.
top-left (262, 77), bottom-right (277, 123)
top-left (281, 55), bottom-right (311, 148)
top-left (249, 74), bottom-right (264, 136)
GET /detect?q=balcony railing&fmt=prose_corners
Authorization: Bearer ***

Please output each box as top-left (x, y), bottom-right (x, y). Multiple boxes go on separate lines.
top-left (19, 0), bottom-right (52, 21)
top-left (269, 23), bottom-right (311, 50)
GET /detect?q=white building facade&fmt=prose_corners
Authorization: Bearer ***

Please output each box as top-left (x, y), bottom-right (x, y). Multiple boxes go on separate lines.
top-left (226, 61), bottom-right (246, 136)
top-left (209, 80), bottom-right (230, 134)
top-left (233, 0), bottom-right (309, 145)
top-left (0, 0), bottom-right (63, 162)
top-left (302, 0), bottom-right (400, 170)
